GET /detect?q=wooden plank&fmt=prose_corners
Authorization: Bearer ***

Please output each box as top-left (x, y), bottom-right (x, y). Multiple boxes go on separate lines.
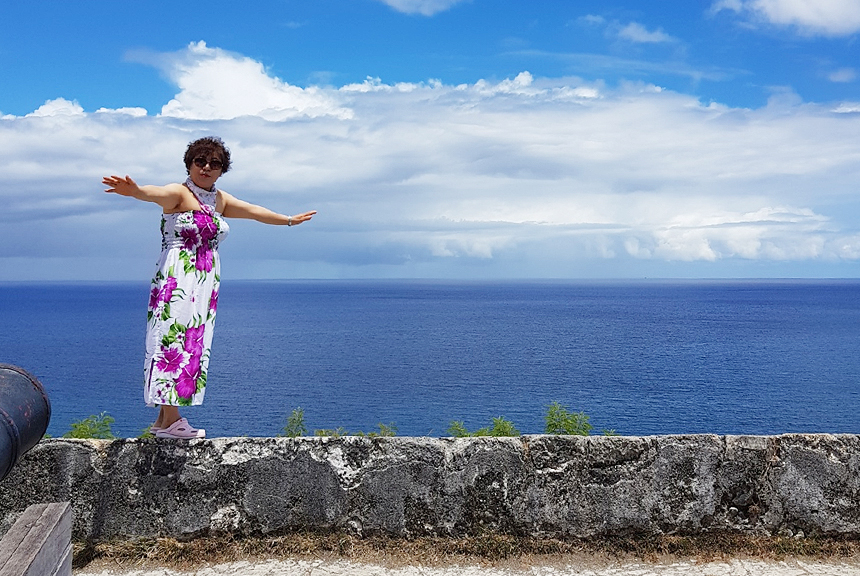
top-left (48, 536), bottom-right (72, 576)
top-left (0, 505), bottom-right (48, 568)
top-left (23, 503), bottom-right (72, 576)
top-left (38, 503), bottom-right (72, 576)
top-left (0, 503), bottom-right (71, 576)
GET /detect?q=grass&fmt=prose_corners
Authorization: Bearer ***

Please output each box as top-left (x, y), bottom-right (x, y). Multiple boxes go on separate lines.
top-left (448, 416), bottom-right (520, 437)
top-left (279, 402), bottom-right (610, 440)
top-left (72, 532), bottom-right (860, 570)
top-left (63, 401), bottom-right (610, 440)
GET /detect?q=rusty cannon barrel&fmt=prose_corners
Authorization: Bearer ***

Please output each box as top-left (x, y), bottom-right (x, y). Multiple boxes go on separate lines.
top-left (0, 364), bottom-right (51, 483)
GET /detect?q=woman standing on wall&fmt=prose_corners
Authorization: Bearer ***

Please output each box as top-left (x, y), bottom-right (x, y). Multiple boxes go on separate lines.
top-left (103, 136), bottom-right (316, 439)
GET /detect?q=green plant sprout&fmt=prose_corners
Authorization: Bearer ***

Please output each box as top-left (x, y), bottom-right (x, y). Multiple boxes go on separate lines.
top-left (63, 404), bottom-right (616, 439)
top-left (282, 407), bottom-right (308, 438)
top-left (63, 412), bottom-right (115, 439)
top-left (544, 401), bottom-right (593, 436)
top-left (448, 416), bottom-right (520, 437)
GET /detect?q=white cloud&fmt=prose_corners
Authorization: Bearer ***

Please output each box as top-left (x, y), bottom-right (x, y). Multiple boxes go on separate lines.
top-left (27, 98), bottom-right (84, 117)
top-left (712, 0), bottom-right (860, 37)
top-left (617, 22), bottom-right (676, 43)
top-left (711, 0), bottom-right (744, 11)
top-left (833, 101), bottom-right (860, 113)
top-left (578, 15), bottom-right (607, 27)
top-left (375, 0), bottom-right (468, 16)
top-left (578, 17), bottom-right (679, 46)
top-left (828, 67), bottom-right (857, 83)
top-left (95, 107), bottom-right (148, 117)
top-left (141, 42), bottom-right (352, 121)
top-left (646, 207), bottom-right (830, 261)
top-left (2, 43), bottom-right (860, 279)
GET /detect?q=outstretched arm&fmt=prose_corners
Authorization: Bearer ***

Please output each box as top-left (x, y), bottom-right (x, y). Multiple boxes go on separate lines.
top-left (102, 175), bottom-right (185, 211)
top-left (220, 191), bottom-right (316, 226)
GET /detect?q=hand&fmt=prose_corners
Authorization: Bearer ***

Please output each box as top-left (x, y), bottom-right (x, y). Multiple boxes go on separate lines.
top-left (102, 175), bottom-right (141, 197)
top-left (289, 210), bottom-right (317, 226)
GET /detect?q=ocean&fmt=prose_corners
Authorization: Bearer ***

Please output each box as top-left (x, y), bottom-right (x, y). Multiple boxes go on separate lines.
top-left (1, 280), bottom-right (858, 439)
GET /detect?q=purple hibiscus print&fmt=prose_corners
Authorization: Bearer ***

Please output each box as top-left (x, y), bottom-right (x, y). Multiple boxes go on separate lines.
top-left (195, 246), bottom-right (214, 272)
top-left (180, 228), bottom-right (199, 250)
top-left (184, 324), bottom-right (206, 357)
top-left (209, 290), bottom-right (219, 313)
top-left (148, 287), bottom-right (160, 311)
top-left (156, 345), bottom-right (187, 374)
top-left (194, 211), bottom-right (218, 241)
top-left (159, 276), bottom-right (178, 304)
top-left (175, 354), bottom-right (201, 399)
top-left (149, 276), bottom-right (178, 314)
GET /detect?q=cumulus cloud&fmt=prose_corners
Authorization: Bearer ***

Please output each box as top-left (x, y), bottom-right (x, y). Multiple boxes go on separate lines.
top-left (712, 0), bottom-right (860, 37)
top-left (132, 42), bottom-right (352, 120)
top-left (375, 0), bottom-right (468, 16)
top-left (27, 98), bottom-right (84, 117)
top-left (2, 43), bottom-right (860, 279)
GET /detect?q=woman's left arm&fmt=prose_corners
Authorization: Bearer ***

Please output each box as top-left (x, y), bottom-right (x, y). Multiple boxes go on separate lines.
top-left (220, 191), bottom-right (316, 226)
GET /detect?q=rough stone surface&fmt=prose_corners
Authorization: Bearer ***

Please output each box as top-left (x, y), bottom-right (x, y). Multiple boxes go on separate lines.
top-left (0, 434), bottom-right (857, 542)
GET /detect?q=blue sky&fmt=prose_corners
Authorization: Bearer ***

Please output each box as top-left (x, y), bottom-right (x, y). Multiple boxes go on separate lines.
top-left (2, 0), bottom-right (860, 280)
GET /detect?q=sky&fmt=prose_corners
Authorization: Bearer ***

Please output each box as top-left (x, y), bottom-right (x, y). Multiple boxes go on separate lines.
top-left (2, 0), bottom-right (860, 280)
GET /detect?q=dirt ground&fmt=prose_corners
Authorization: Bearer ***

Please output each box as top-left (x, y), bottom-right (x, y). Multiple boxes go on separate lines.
top-left (74, 555), bottom-right (860, 576)
top-left (70, 533), bottom-right (860, 575)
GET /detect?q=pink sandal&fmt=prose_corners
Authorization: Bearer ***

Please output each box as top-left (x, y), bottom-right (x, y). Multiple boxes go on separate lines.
top-left (155, 418), bottom-right (205, 439)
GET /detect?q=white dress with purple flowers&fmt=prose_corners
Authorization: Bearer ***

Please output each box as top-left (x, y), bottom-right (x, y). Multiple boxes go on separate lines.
top-left (143, 178), bottom-right (229, 407)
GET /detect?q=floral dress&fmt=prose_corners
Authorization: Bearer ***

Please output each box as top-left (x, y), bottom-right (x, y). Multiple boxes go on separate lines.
top-left (143, 178), bottom-right (230, 407)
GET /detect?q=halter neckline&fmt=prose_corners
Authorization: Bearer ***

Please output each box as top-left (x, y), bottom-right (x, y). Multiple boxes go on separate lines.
top-left (185, 176), bottom-right (217, 195)
top-left (184, 177), bottom-right (218, 212)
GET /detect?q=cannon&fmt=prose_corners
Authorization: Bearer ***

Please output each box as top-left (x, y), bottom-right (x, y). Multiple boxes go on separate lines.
top-left (0, 364), bottom-right (51, 483)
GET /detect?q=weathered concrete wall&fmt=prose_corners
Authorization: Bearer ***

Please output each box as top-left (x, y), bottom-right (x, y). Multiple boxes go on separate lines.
top-left (0, 434), bottom-right (857, 542)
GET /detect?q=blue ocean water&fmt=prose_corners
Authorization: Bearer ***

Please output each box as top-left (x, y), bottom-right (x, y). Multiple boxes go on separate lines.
top-left (1, 280), bottom-right (858, 438)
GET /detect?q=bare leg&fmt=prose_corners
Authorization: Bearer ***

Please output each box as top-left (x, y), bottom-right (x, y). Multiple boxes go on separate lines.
top-left (153, 405), bottom-right (181, 429)
top-left (153, 405), bottom-right (204, 438)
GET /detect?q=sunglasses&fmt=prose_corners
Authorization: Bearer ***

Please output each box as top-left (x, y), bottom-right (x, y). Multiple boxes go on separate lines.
top-left (193, 157), bottom-right (223, 171)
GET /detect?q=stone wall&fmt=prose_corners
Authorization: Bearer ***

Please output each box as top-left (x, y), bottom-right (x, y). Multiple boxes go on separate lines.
top-left (0, 434), bottom-right (858, 542)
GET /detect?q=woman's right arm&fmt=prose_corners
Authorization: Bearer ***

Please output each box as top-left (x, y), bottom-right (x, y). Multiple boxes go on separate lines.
top-left (102, 175), bottom-right (185, 211)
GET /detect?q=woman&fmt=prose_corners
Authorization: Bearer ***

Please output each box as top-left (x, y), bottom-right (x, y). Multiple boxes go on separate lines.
top-left (103, 136), bottom-right (316, 439)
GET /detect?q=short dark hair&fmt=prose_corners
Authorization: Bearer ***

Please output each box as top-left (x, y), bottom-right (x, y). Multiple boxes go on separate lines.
top-left (184, 136), bottom-right (231, 174)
